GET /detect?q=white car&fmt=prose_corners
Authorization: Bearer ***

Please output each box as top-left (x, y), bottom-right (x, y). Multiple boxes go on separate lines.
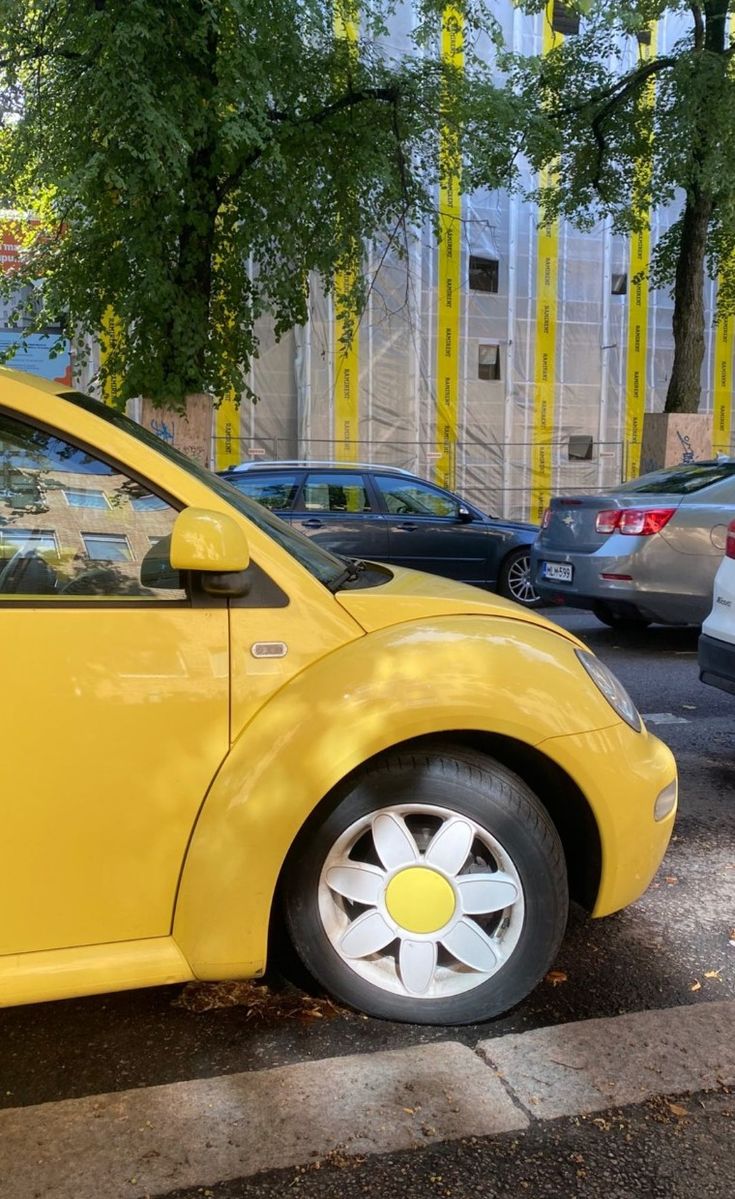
top-left (699, 518), bottom-right (735, 695)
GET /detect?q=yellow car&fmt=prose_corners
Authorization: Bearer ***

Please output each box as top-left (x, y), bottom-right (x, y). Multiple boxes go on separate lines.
top-left (0, 370), bottom-right (677, 1025)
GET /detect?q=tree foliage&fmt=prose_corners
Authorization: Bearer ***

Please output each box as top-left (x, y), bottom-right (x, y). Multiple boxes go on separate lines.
top-left (511, 1), bottom-right (735, 413)
top-left (0, 0), bottom-right (515, 409)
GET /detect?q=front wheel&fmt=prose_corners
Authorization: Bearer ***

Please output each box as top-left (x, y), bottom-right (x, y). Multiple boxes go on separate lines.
top-left (498, 548), bottom-right (541, 608)
top-left (283, 747), bottom-right (568, 1025)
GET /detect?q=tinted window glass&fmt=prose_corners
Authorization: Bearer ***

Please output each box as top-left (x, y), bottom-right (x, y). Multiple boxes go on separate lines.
top-left (302, 473), bottom-right (372, 513)
top-left (614, 463), bottom-right (735, 496)
top-left (228, 471), bottom-right (299, 511)
top-left (374, 476), bottom-right (459, 518)
top-left (0, 412), bottom-right (185, 599)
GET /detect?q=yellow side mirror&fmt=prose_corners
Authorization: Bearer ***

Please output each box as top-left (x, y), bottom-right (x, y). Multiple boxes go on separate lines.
top-left (170, 508), bottom-right (250, 573)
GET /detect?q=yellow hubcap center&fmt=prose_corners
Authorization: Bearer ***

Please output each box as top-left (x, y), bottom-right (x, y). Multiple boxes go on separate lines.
top-left (384, 866), bottom-right (456, 934)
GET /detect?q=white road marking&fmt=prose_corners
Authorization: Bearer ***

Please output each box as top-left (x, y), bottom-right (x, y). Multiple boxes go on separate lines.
top-left (1, 1001), bottom-right (733, 1199)
top-left (642, 712), bottom-right (690, 724)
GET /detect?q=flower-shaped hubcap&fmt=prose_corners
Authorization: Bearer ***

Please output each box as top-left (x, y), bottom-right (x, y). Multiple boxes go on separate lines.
top-left (320, 807), bottom-right (524, 999)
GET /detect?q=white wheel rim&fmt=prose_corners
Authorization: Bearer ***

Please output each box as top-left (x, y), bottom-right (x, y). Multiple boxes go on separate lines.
top-left (318, 803), bottom-right (525, 1001)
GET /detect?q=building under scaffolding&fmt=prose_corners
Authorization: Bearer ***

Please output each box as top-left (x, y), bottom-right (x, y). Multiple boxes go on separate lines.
top-left (203, 3), bottom-right (734, 521)
top-left (95, 5), bottom-right (735, 519)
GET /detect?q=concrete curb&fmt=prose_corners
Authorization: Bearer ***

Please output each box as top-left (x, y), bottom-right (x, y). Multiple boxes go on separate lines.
top-left (1, 1000), bottom-right (733, 1199)
top-left (479, 999), bottom-right (735, 1121)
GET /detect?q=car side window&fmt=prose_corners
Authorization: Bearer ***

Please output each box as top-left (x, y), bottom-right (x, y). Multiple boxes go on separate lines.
top-left (0, 411), bottom-right (186, 600)
top-left (226, 471), bottom-right (300, 512)
top-left (374, 476), bottom-right (459, 519)
top-left (301, 473), bottom-right (372, 513)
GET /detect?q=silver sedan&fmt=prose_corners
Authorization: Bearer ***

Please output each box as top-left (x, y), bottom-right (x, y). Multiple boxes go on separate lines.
top-left (531, 460), bottom-right (735, 628)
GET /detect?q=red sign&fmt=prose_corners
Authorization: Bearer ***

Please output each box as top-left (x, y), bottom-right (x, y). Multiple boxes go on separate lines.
top-left (0, 227), bottom-right (21, 273)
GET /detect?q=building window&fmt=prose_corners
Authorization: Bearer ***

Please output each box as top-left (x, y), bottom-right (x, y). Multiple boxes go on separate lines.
top-left (0, 528), bottom-right (58, 557)
top-left (63, 488), bottom-right (110, 509)
top-left (130, 492), bottom-right (169, 511)
top-left (478, 344), bottom-right (501, 381)
top-left (568, 435), bottom-right (594, 461)
top-left (552, 2), bottom-right (580, 36)
top-left (611, 273), bottom-right (628, 295)
top-left (82, 533), bottom-right (132, 562)
top-left (469, 256), bottom-right (499, 294)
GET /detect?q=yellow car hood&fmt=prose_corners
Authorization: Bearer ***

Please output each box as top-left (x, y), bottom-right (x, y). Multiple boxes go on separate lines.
top-left (335, 565), bottom-right (581, 644)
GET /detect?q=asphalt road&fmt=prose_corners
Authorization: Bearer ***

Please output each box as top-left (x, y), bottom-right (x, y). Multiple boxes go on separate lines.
top-left (1, 608), bottom-right (734, 1197)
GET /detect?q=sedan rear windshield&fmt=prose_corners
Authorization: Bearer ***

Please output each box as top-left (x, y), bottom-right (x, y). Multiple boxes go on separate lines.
top-left (612, 462), bottom-right (735, 495)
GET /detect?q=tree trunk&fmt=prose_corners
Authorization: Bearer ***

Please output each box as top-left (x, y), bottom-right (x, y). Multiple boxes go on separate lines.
top-left (665, 188), bottom-right (712, 413)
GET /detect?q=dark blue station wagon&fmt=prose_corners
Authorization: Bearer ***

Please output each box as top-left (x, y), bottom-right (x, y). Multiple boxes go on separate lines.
top-left (219, 461), bottom-right (541, 607)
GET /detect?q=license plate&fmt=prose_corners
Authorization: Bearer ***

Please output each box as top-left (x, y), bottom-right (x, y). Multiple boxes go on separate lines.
top-left (543, 562), bottom-right (573, 583)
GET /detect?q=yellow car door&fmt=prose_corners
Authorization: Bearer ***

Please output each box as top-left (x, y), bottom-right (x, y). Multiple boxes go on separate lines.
top-left (0, 406), bottom-right (230, 954)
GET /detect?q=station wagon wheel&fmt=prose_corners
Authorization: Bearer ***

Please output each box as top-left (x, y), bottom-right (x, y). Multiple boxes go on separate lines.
top-left (283, 747), bottom-right (568, 1025)
top-left (498, 548), bottom-right (541, 608)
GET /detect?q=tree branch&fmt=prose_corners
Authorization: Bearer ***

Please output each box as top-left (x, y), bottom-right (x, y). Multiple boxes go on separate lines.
top-left (548, 55), bottom-right (676, 121)
top-left (268, 86), bottom-right (401, 129)
top-left (216, 85), bottom-right (402, 203)
top-left (691, 4), bottom-right (705, 50)
top-left (0, 44), bottom-right (95, 70)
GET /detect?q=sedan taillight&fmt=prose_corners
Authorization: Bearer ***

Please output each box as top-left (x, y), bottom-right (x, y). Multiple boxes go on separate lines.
top-left (726, 518), bottom-right (735, 559)
top-left (541, 507), bottom-right (551, 529)
top-left (595, 507), bottom-right (675, 536)
top-left (595, 510), bottom-right (621, 534)
top-left (619, 507), bottom-right (676, 536)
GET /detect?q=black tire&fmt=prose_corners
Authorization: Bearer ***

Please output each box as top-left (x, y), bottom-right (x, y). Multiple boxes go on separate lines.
top-left (283, 746), bottom-right (568, 1025)
top-left (498, 548), bottom-right (542, 608)
top-left (593, 602), bottom-right (651, 631)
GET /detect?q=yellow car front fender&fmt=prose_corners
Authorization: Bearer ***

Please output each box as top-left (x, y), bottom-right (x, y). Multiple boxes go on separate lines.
top-left (173, 615), bottom-right (618, 978)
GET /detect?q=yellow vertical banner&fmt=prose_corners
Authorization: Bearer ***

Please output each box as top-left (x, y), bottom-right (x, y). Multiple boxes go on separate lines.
top-left (713, 309), bottom-right (734, 455)
top-left (333, 0), bottom-right (360, 463)
top-left (624, 26), bottom-right (657, 480)
top-left (530, 6), bottom-right (561, 523)
top-left (713, 15), bottom-right (734, 457)
top-left (215, 385), bottom-right (241, 470)
top-left (434, 5), bottom-right (464, 491)
top-left (100, 306), bottom-right (124, 407)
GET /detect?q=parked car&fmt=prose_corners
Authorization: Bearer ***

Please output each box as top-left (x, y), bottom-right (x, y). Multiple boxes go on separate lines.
top-left (219, 460), bottom-right (541, 607)
top-left (0, 369), bottom-right (677, 1025)
top-left (531, 460), bottom-right (735, 628)
top-left (699, 517), bottom-right (735, 695)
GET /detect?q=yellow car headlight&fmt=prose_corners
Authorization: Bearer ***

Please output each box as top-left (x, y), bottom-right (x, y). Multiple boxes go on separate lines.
top-left (575, 649), bottom-right (642, 732)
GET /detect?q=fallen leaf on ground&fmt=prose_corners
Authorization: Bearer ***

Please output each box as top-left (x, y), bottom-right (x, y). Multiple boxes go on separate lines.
top-left (173, 980), bottom-right (345, 1021)
top-left (704, 970), bottom-right (722, 979)
top-left (545, 970), bottom-right (568, 986)
top-left (664, 876), bottom-right (678, 884)
top-left (690, 980), bottom-right (702, 992)
top-left (666, 1102), bottom-right (688, 1118)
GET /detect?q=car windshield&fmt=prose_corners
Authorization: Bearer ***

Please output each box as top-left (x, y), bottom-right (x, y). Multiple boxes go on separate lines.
top-left (60, 392), bottom-right (350, 588)
top-left (612, 461), bottom-right (735, 496)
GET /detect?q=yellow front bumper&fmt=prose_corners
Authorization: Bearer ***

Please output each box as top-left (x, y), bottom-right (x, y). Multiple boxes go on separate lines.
top-left (540, 721), bottom-right (677, 917)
